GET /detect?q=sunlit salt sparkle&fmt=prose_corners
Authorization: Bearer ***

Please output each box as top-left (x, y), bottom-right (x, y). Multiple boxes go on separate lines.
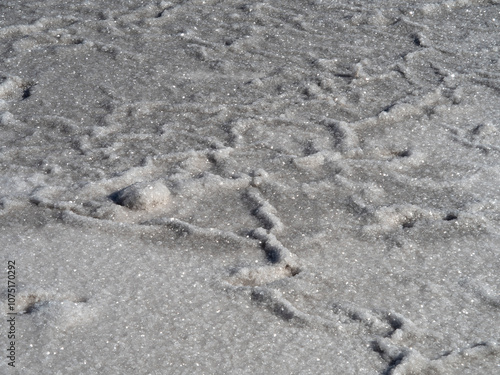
top-left (2, 0), bottom-right (499, 374)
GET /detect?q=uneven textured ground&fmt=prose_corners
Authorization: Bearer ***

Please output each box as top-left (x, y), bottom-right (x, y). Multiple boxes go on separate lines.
top-left (1, 0), bottom-right (499, 374)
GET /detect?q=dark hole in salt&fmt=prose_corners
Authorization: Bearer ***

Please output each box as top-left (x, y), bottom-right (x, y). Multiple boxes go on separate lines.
top-left (402, 220), bottom-right (415, 229)
top-left (22, 87), bottom-right (32, 100)
top-left (396, 150), bottom-right (411, 157)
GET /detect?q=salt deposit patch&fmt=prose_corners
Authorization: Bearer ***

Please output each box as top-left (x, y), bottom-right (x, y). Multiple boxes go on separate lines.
top-left (1, 289), bottom-right (94, 332)
top-left (25, 300), bottom-right (95, 331)
top-left (0, 74), bottom-right (33, 101)
top-left (227, 264), bottom-right (300, 287)
top-left (5, 290), bottom-right (88, 315)
top-left (1, 0), bottom-right (499, 374)
top-left (111, 180), bottom-right (171, 211)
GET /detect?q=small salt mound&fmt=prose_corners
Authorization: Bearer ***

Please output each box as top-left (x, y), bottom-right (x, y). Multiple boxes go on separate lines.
top-left (227, 264), bottom-right (300, 287)
top-left (113, 180), bottom-right (171, 210)
top-left (0, 75), bottom-right (24, 100)
top-left (31, 300), bottom-right (96, 331)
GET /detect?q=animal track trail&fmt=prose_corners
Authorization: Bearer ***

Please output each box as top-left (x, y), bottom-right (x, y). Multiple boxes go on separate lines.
top-left (328, 298), bottom-right (500, 375)
top-left (374, 340), bottom-right (500, 375)
top-left (31, 158), bottom-right (303, 291)
top-left (459, 277), bottom-right (500, 309)
top-left (225, 176), bottom-right (303, 288)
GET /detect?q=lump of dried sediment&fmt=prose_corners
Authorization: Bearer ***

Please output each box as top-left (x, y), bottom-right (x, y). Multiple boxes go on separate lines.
top-left (113, 180), bottom-right (171, 210)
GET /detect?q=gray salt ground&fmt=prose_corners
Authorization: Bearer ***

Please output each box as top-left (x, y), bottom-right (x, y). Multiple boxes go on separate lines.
top-left (1, 0), bottom-right (500, 374)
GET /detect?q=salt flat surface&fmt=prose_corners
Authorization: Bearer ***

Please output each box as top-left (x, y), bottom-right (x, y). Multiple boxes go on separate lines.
top-left (1, 0), bottom-right (499, 374)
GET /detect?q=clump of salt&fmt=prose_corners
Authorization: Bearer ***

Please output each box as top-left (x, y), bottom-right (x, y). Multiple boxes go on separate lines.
top-left (113, 180), bottom-right (171, 210)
